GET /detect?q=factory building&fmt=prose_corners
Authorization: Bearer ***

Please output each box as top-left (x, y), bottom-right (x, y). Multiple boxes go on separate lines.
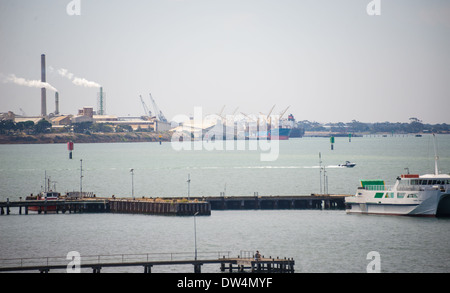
top-left (4, 54), bottom-right (172, 134)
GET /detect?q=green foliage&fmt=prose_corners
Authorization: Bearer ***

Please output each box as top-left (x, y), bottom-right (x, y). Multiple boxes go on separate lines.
top-left (34, 119), bottom-right (52, 134)
top-left (73, 121), bottom-right (93, 134)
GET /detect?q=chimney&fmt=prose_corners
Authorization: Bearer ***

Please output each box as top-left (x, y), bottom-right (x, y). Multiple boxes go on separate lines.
top-left (41, 54), bottom-right (47, 117)
top-left (55, 92), bottom-right (60, 115)
top-left (98, 87), bottom-right (104, 115)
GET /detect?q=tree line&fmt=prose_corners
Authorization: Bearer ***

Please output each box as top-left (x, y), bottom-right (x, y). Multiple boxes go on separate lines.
top-left (1, 117), bottom-right (449, 136)
top-left (0, 120), bottom-right (135, 135)
top-left (297, 118), bottom-right (450, 134)
top-left (0, 119), bottom-right (52, 135)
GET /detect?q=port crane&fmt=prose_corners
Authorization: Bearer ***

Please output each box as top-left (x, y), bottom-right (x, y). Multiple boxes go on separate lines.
top-left (279, 106), bottom-right (290, 119)
top-left (149, 93), bottom-right (168, 123)
top-left (217, 105), bottom-right (226, 119)
top-left (140, 95), bottom-right (152, 118)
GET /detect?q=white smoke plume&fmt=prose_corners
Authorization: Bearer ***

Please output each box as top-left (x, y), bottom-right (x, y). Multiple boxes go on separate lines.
top-left (57, 68), bottom-right (101, 88)
top-left (72, 77), bottom-right (101, 88)
top-left (2, 73), bottom-right (58, 92)
top-left (57, 68), bottom-right (74, 80)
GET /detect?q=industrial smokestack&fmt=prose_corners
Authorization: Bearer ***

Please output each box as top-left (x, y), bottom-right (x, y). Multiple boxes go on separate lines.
top-left (97, 87), bottom-right (106, 115)
top-left (99, 87), bottom-right (103, 115)
top-left (41, 54), bottom-right (47, 116)
top-left (55, 92), bottom-right (60, 115)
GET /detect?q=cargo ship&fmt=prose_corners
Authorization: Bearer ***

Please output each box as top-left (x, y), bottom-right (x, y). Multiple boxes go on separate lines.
top-left (246, 127), bottom-right (292, 140)
top-left (266, 127), bottom-right (292, 140)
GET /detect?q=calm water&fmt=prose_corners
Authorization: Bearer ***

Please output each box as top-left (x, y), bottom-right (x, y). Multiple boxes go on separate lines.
top-left (0, 135), bottom-right (449, 273)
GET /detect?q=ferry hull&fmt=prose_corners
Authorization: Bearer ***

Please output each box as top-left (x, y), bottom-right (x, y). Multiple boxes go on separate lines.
top-left (345, 203), bottom-right (435, 217)
top-left (346, 191), bottom-right (450, 217)
top-left (28, 205), bottom-right (58, 212)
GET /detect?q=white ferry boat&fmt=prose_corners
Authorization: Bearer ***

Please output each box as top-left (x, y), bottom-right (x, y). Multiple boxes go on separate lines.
top-left (345, 135), bottom-right (450, 217)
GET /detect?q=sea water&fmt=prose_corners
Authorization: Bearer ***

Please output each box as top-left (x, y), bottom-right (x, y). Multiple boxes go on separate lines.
top-left (0, 135), bottom-right (449, 272)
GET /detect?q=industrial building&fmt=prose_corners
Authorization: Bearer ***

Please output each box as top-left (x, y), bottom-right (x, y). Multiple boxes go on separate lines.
top-left (1, 54), bottom-right (173, 134)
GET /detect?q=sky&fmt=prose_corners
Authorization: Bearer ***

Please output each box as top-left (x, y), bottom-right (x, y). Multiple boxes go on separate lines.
top-left (0, 0), bottom-right (449, 124)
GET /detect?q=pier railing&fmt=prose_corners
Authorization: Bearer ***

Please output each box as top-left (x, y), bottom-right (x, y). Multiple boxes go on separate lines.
top-left (0, 251), bottom-right (233, 270)
top-left (0, 250), bottom-right (296, 273)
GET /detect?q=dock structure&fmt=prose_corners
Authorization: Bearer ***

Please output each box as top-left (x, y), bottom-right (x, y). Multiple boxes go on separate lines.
top-left (109, 199), bottom-right (211, 216)
top-left (0, 251), bottom-right (294, 273)
top-left (0, 195), bottom-right (348, 216)
top-left (0, 199), bottom-right (110, 215)
top-left (193, 194), bottom-right (347, 210)
top-left (220, 257), bottom-right (295, 273)
top-left (0, 198), bottom-right (211, 216)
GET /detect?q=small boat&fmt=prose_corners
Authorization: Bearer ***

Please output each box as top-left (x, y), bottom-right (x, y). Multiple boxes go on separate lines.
top-left (338, 161), bottom-right (356, 168)
top-left (26, 191), bottom-right (60, 212)
top-left (26, 172), bottom-right (61, 212)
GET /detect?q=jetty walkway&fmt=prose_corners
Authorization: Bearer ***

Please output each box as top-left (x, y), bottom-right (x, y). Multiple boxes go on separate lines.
top-left (0, 251), bottom-right (294, 273)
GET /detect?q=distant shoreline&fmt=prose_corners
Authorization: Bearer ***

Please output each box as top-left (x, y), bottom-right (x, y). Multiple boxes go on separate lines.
top-left (0, 132), bottom-right (171, 145)
top-left (0, 131), bottom-right (446, 145)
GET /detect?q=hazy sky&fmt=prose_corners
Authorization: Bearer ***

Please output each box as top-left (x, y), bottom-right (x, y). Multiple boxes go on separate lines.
top-left (1, 0), bottom-right (449, 123)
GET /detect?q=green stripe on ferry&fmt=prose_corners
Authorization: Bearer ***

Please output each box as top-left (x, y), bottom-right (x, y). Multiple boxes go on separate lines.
top-left (374, 193), bottom-right (384, 198)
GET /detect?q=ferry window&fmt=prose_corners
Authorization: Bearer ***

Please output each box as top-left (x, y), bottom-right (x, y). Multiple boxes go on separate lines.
top-left (411, 180), bottom-right (418, 185)
top-left (432, 180), bottom-right (437, 185)
top-left (385, 193), bottom-right (394, 198)
top-left (397, 193), bottom-right (405, 198)
top-left (407, 194), bottom-right (418, 198)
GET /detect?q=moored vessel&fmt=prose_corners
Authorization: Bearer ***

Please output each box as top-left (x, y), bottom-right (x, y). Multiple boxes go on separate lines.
top-left (26, 191), bottom-right (60, 212)
top-left (26, 173), bottom-right (61, 212)
top-left (345, 134), bottom-right (450, 217)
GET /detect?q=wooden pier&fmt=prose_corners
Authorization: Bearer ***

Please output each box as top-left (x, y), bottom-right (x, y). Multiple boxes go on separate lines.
top-left (0, 251), bottom-right (294, 273)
